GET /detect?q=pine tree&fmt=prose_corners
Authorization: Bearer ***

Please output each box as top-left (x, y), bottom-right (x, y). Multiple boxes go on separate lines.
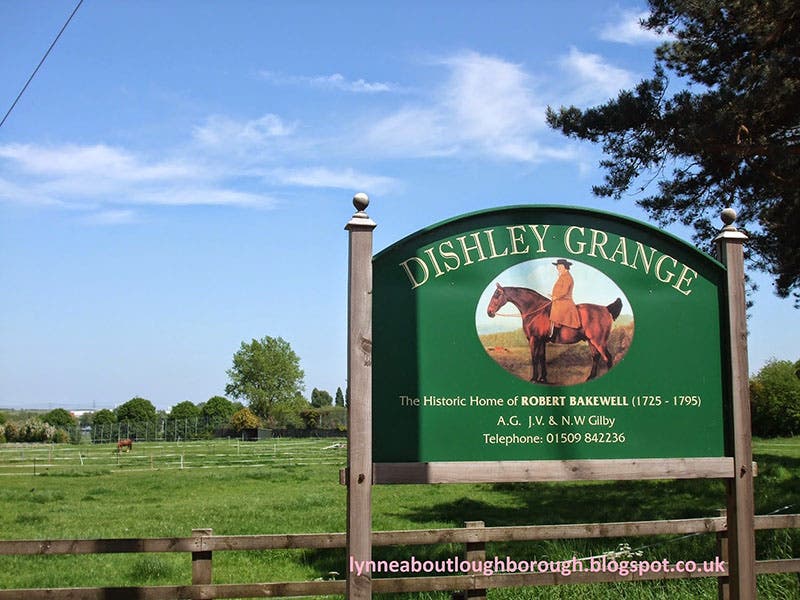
top-left (547, 0), bottom-right (800, 304)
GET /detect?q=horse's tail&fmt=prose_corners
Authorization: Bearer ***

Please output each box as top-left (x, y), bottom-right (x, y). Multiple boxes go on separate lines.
top-left (606, 298), bottom-right (622, 320)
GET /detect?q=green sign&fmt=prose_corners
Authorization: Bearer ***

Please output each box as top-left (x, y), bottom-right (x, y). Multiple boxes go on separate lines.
top-left (372, 206), bottom-right (729, 462)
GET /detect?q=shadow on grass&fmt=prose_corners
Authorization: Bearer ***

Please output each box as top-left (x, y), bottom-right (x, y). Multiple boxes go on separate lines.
top-left (305, 452), bottom-right (798, 591)
top-left (390, 453), bottom-right (798, 526)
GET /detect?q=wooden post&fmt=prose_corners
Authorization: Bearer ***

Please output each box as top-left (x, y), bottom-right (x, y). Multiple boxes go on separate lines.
top-left (346, 193), bottom-right (376, 600)
top-left (463, 521), bottom-right (486, 600)
top-left (717, 508), bottom-right (730, 600)
top-left (191, 528), bottom-right (213, 585)
top-left (715, 208), bottom-right (756, 600)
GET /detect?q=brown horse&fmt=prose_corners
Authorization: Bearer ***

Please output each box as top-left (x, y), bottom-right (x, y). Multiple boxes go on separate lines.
top-left (117, 438), bottom-right (133, 453)
top-left (486, 283), bottom-right (622, 383)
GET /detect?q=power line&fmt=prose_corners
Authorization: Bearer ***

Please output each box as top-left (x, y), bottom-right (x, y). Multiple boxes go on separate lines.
top-left (0, 0), bottom-right (84, 130)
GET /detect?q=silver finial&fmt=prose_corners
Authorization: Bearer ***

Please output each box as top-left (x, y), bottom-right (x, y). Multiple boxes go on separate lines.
top-left (353, 193), bottom-right (369, 212)
top-left (721, 207), bottom-right (737, 227)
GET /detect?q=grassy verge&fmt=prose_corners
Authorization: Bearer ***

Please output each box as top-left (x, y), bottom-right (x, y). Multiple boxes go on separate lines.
top-left (0, 437), bottom-right (797, 598)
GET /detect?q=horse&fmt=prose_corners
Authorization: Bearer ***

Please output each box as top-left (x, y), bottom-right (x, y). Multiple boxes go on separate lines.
top-left (117, 438), bottom-right (133, 453)
top-left (486, 283), bottom-right (623, 383)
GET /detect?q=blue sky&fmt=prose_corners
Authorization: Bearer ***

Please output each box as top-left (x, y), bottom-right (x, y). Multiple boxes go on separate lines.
top-left (1, 1), bottom-right (795, 411)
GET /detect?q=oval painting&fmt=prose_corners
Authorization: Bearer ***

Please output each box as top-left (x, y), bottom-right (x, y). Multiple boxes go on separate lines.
top-left (475, 258), bottom-right (634, 386)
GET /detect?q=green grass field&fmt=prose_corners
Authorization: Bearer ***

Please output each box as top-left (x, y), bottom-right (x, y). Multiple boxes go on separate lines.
top-left (479, 321), bottom-right (634, 385)
top-left (0, 437), bottom-right (797, 599)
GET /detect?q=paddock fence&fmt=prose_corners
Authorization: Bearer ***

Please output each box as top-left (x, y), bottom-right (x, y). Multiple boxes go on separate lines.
top-left (0, 513), bottom-right (797, 599)
top-left (0, 438), bottom-right (347, 475)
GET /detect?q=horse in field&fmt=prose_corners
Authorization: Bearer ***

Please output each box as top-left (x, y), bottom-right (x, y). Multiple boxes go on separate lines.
top-left (117, 438), bottom-right (133, 453)
top-left (486, 283), bottom-right (623, 383)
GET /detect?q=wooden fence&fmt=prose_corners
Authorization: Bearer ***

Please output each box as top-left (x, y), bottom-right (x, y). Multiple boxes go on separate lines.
top-left (0, 514), bottom-right (797, 599)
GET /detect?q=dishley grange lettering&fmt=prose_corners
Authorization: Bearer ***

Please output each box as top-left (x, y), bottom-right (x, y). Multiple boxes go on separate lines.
top-left (399, 225), bottom-right (698, 296)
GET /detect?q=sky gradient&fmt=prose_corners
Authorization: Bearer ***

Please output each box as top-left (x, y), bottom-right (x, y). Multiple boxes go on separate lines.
top-left (1, 1), bottom-right (795, 411)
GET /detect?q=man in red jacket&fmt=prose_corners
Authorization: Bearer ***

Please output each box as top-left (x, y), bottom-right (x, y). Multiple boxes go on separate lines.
top-left (549, 259), bottom-right (580, 342)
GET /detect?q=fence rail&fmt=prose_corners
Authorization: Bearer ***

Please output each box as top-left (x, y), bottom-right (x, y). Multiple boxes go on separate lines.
top-left (0, 514), bottom-right (797, 599)
top-left (0, 438), bottom-right (347, 475)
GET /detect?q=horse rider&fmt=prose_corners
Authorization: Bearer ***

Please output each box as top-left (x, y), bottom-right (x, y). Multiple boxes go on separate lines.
top-left (549, 259), bottom-right (580, 342)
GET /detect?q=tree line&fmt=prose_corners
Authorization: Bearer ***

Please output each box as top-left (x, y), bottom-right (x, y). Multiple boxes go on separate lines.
top-left (3, 334), bottom-right (794, 444)
top-left (0, 335), bottom-right (347, 443)
top-left (1, 355), bottom-right (797, 443)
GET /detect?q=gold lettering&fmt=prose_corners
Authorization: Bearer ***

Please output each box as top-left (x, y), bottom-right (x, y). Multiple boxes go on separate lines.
top-left (564, 226), bottom-right (586, 254)
top-left (506, 226), bottom-right (529, 255)
top-left (483, 229), bottom-right (509, 259)
top-left (588, 229), bottom-right (610, 259)
top-left (655, 254), bottom-right (678, 284)
top-left (439, 240), bottom-right (460, 272)
top-left (608, 236), bottom-right (631, 266)
top-left (423, 247), bottom-right (444, 277)
top-left (527, 225), bottom-right (550, 253)
top-left (399, 257), bottom-right (429, 289)
top-left (631, 241), bottom-right (657, 273)
top-left (456, 233), bottom-right (488, 265)
top-left (672, 264), bottom-right (697, 296)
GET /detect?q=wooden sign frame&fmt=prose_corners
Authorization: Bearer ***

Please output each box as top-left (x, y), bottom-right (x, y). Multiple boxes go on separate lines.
top-left (344, 197), bottom-right (755, 599)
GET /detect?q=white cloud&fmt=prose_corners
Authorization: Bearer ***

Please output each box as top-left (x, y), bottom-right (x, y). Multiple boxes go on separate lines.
top-left (363, 107), bottom-right (457, 158)
top-left (134, 187), bottom-right (274, 208)
top-left (80, 209), bottom-right (140, 225)
top-left (0, 141), bottom-right (276, 220)
top-left (0, 143), bottom-right (198, 181)
top-left (271, 167), bottom-right (399, 194)
top-left (441, 52), bottom-right (545, 138)
top-left (260, 70), bottom-right (397, 93)
top-left (364, 51), bottom-right (573, 163)
top-left (558, 47), bottom-right (636, 105)
top-left (2, 48), bottom-right (625, 219)
top-left (599, 9), bottom-right (668, 45)
top-left (0, 175), bottom-right (67, 207)
top-left (193, 114), bottom-right (294, 147)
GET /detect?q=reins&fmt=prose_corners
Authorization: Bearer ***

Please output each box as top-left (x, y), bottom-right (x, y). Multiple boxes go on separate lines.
top-left (494, 300), bottom-right (552, 318)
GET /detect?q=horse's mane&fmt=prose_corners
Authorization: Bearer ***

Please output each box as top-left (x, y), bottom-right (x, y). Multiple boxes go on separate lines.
top-left (500, 286), bottom-right (550, 313)
top-left (502, 286), bottom-right (549, 304)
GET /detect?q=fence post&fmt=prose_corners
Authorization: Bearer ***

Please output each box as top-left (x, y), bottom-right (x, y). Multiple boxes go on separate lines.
top-left (461, 521), bottom-right (486, 600)
top-left (717, 508), bottom-right (730, 600)
top-left (345, 193), bottom-right (376, 600)
top-left (192, 528), bottom-right (213, 586)
top-left (714, 208), bottom-right (756, 600)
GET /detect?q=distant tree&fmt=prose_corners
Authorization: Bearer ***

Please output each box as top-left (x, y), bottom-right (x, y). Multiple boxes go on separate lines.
top-left (229, 408), bottom-right (261, 432)
top-left (310, 387), bottom-right (333, 408)
top-left (300, 409), bottom-right (321, 430)
top-left (335, 387), bottom-right (345, 407)
top-left (116, 397), bottom-right (157, 423)
top-left (225, 336), bottom-right (305, 420)
top-left (5, 419), bottom-right (57, 443)
top-left (169, 401), bottom-right (200, 420)
top-left (0, 410), bottom-right (6, 425)
top-left (750, 358), bottom-right (800, 437)
top-left (546, 0), bottom-right (800, 304)
top-left (200, 396), bottom-right (236, 424)
top-left (267, 394), bottom-right (309, 429)
top-left (92, 408), bottom-right (117, 425)
top-left (3, 421), bottom-right (19, 442)
top-left (42, 408), bottom-right (77, 429)
top-left (321, 406), bottom-right (348, 431)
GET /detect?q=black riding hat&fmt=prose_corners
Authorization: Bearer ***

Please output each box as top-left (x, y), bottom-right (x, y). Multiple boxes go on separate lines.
top-left (552, 259), bottom-right (573, 269)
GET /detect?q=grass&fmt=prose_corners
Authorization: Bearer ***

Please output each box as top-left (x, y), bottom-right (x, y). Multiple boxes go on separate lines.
top-left (0, 436), bottom-right (797, 598)
top-left (479, 322), bottom-right (634, 385)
